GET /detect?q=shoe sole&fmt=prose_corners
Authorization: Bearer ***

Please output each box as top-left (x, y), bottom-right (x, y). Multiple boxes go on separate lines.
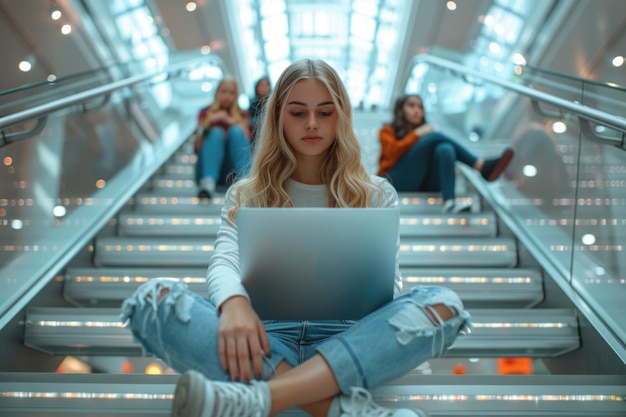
top-left (197, 190), bottom-right (212, 200)
top-left (487, 148), bottom-right (514, 181)
top-left (452, 204), bottom-right (472, 214)
top-left (171, 370), bottom-right (206, 417)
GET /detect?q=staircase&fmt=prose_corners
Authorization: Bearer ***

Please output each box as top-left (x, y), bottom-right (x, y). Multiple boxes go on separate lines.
top-left (2, 126), bottom-right (625, 416)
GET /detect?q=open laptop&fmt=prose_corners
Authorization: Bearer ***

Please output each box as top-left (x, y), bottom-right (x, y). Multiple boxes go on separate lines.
top-left (237, 207), bottom-right (399, 320)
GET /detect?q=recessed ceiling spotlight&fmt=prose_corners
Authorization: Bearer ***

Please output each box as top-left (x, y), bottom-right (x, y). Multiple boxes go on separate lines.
top-left (18, 60), bottom-right (32, 72)
top-left (51, 8), bottom-right (62, 20)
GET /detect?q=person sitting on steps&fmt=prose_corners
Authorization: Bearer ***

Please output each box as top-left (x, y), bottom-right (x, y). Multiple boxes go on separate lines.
top-left (378, 94), bottom-right (514, 213)
top-left (120, 59), bottom-right (473, 417)
top-left (249, 75), bottom-right (272, 145)
top-left (194, 76), bottom-right (252, 200)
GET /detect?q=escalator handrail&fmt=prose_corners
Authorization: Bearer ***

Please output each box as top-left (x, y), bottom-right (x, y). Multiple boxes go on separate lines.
top-left (0, 57), bottom-right (205, 130)
top-left (0, 58), bottom-right (161, 98)
top-left (520, 63), bottom-right (626, 92)
top-left (414, 54), bottom-right (626, 149)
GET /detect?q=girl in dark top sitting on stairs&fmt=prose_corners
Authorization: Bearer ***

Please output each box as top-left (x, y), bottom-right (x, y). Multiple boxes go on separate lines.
top-left (120, 59), bottom-right (473, 417)
top-left (249, 75), bottom-right (272, 144)
top-left (378, 94), bottom-right (514, 213)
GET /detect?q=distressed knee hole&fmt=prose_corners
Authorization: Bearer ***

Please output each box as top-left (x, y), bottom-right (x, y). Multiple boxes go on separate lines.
top-left (388, 302), bottom-right (460, 345)
top-left (388, 303), bottom-right (434, 345)
top-left (425, 303), bottom-right (457, 324)
top-left (146, 286), bottom-right (170, 302)
top-left (122, 279), bottom-right (193, 325)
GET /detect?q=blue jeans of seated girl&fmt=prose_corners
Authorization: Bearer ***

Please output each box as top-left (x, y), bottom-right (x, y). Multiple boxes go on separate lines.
top-left (120, 279), bottom-right (472, 393)
top-left (386, 132), bottom-right (478, 201)
top-left (195, 125), bottom-right (251, 185)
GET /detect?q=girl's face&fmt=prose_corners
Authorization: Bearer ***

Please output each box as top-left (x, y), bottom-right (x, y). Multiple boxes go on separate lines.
top-left (283, 79), bottom-right (338, 162)
top-left (256, 78), bottom-right (270, 97)
top-left (217, 81), bottom-right (237, 108)
top-left (403, 96), bottom-right (424, 126)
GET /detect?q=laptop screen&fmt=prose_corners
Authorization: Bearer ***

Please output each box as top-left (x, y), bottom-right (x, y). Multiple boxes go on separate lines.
top-left (237, 207), bottom-right (399, 320)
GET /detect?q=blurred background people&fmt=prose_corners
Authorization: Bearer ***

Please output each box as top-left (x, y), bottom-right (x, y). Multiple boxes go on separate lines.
top-left (248, 75), bottom-right (271, 144)
top-left (378, 94), bottom-right (514, 213)
top-left (194, 76), bottom-right (252, 199)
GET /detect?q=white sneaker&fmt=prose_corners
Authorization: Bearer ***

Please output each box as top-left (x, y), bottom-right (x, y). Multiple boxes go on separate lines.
top-left (198, 177), bottom-right (216, 200)
top-left (338, 387), bottom-right (429, 417)
top-left (414, 361), bottom-right (432, 375)
top-left (442, 200), bottom-right (472, 214)
top-left (171, 370), bottom-right (270, 417)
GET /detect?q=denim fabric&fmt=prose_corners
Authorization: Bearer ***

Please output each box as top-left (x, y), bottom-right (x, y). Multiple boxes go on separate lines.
top-left (120, 279), bottom-right (472, 393)
top-left (195, 125), bottom-right (251, 185)
top-left (386, 132), bottom-right (478, 200)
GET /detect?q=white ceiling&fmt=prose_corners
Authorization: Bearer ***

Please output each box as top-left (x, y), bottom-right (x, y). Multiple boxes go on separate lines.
top-left (1, 0), bottom-right (625, 108)
top-left (150, 0), bottom-right (488, 99)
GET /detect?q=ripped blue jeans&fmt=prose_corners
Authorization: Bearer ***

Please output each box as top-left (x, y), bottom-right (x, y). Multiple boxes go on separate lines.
top-left (120, 279), bottom-right (472, 394)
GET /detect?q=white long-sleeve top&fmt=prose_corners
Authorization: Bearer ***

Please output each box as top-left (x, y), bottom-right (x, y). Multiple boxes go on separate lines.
top-left (206, 175), bottom-right (402, 311)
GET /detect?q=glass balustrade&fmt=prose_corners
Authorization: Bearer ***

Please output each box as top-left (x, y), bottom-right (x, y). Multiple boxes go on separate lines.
top-left (406, 55), bottom-right (626, 352)
top-left (0, 58), bottom-right (217, 326)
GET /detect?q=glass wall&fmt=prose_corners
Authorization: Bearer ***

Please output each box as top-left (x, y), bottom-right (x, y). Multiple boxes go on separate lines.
top-left (0, 57), bottom-right (217, 327)
top-left (405, 55), bottom-right (626, 351)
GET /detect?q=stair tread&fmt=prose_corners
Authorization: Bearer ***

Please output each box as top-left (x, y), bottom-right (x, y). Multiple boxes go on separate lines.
top-left (1, 373), bottom-right (624, 416)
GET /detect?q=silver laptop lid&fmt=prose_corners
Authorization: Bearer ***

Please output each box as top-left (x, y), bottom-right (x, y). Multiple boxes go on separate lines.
top-left (237, 207), bottom-right (399, 320)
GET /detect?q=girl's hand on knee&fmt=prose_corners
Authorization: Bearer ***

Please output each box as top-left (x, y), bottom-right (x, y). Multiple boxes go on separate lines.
top-left (217, 296), bottom-right (270, 382)
top-left (414, 124), bottom-right (433, 137)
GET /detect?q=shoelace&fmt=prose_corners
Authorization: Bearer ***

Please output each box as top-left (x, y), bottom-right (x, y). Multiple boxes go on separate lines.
top-left (213, 381), bottom-right (265, 417)
top-left (348, 387), bottom-right (394, 417)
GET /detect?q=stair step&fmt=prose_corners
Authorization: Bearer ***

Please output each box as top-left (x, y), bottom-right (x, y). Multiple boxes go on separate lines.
top-left (116, 213), bottom-right (222, 237)
top-left (92, 236), bottom-right (518, 268)
top-left (63, 268), bottom-right (208, 306)
top-left (63, 267), bottom-right (543, 308)
top-left (143, 178), bottom-right (198, 195)
top-left (398, 237), bottom-right (517, 267)
top-left (396, 192), bottom-right (481, 214)
top-left (115, 212), bottom-right (498, 237)
top-left (130, 192), bottom-right (482, 215)
top-left (165, 153), bottom-right (196, 165)
top-left (24, 307), bottom-right (579, 358)
top-left (155, 164), bottom-right (194, 176)
top-left (1, 373), bottom-right (624, 417)
top-left (131, 193), bottom-right (225, 215)
top-left (402, 267), bottom-right (544, 308)
top-left (399, 212), bottom-right (497, 237)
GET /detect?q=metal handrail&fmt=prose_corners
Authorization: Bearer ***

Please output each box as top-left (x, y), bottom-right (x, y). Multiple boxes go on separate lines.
top-left (414, 54), bottom-right (626, 150)
top-left (520, 63), bottom-right (626, 92)
top-left (0, 58), bottom-right (152, 98)
top-left (0, 58), bottom-right (203, 131)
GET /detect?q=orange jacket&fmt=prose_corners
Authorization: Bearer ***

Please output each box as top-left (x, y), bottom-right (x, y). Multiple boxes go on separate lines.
top-left (377, 124), bottom-right (420, 176)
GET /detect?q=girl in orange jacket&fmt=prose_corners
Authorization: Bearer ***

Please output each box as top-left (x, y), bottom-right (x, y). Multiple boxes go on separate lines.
top-left (378, 94), bottom-right (513, 213)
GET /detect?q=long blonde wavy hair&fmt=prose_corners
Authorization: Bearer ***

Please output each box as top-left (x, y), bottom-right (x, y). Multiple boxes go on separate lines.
top-left (205, 76), bottom-right (247, 127)
top-left (228, 59), bottom-right (381, 221)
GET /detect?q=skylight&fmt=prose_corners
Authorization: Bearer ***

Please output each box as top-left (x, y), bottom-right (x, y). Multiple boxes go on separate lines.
top-left (110, 0), bottom-right (171, 107)
top-left (405, 0), bottom-right (541, 107)
top-left (465, 0), bottom-right (535, 77)
top-left (227, 0), bottom-right (411, 108)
